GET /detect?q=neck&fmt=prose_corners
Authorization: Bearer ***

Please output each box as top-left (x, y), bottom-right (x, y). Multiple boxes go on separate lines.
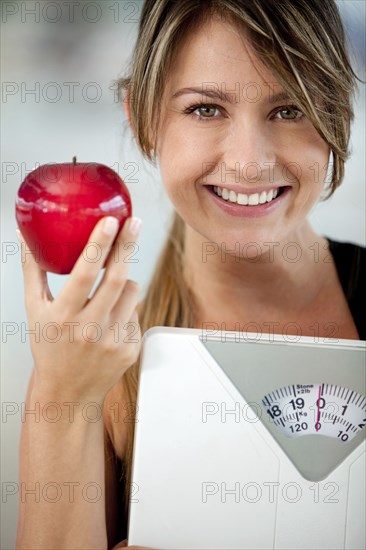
top-left (182, 220), bottom-right (330, 324)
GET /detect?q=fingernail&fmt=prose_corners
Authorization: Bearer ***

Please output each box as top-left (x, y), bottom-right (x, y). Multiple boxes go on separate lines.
top-left (103, 217), bottom-right (119, 236)
top-left (16, 228), bottom-right (22, 242)
top-left (127, 217), bottom-right (142, 236)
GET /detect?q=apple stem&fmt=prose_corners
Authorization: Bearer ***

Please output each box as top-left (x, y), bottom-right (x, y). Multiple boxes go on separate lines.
top-left (72, 156), bottom-right (77, 165)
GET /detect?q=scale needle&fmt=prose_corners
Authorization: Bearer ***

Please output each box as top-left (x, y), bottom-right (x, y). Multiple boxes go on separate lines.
top-left (316, 385), bottom-right (322, 431)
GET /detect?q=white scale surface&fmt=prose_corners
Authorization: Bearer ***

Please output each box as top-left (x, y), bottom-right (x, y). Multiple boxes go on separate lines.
top-left (128, 327), bottom-right (366, 549)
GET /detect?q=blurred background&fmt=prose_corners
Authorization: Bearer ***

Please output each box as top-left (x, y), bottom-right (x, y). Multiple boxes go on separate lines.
top-left (1, 1), bottom-right (365, 548)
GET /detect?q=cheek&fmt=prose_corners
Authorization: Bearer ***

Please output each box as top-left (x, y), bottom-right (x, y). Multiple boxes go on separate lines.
top-left (168, 127), bottom-right (214, 161)
top-left (302, 149), bottom-right (330, 192)
top-left (158, 124), bottom-right (216, 193)
top-left (287, 130), bottom-right (330, 191)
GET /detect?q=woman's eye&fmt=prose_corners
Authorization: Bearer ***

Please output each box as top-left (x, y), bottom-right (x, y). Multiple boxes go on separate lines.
top-left (273, 105), bottom-right (303, 122)
top-left (184, 103), bottom-right (220, 121)
top-left (196, 105), bottom-right (218, 118)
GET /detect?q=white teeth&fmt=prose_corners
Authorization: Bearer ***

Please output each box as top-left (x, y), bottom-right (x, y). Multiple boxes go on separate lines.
top-left (248, 193), bottom-right (259, 205)
top-left (212, 186), bottom-right (282, 205)
top-left (229, 190), bottom-right (236, 202)
top-left (237, 193), bottom-right (248, 205)
top-left (259, 191), bottom-right (267, 204)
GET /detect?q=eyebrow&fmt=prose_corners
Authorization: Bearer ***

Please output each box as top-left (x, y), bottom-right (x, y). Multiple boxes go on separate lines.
top-left (171, 87), bottom-right (293, 105)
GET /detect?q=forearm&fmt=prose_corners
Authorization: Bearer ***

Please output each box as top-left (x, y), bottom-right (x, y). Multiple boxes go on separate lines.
top-left (16, 390), bottom-right (107, 550)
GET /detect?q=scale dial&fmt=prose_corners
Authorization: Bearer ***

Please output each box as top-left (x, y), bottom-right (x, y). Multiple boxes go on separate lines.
top-left (262, 383), bottom-right (366, 442)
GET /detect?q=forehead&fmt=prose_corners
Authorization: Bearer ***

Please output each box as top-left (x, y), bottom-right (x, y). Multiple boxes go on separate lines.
top-left (164, 16), bottom-right (277, 95)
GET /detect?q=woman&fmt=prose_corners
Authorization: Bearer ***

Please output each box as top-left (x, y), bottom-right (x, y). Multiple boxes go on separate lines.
top-left (16, 0), bottom-right (365, 548)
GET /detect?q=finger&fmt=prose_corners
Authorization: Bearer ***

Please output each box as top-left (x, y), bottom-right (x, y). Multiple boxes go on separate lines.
top-left (89, 217), bottom-right (142, 315)
top-left (17, 228), bottom-right (53, 307)
top-left (55, 216), bottom-right (119, 314)
top-left (109, 279), bottom-right (141, 322)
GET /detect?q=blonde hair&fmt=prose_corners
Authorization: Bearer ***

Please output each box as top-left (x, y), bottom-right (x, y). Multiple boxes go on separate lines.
top-left (104, 0), bottom-right (362, 533)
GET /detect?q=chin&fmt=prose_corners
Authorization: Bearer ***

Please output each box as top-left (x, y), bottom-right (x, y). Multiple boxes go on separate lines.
top-left (203, 229), bottom-right (266, 261)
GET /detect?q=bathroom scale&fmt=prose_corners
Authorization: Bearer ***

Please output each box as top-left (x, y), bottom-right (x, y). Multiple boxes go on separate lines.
top-left (127, 327), bottom-right (366, 549)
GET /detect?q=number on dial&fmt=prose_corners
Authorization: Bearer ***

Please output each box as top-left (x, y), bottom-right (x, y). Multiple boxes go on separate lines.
top-left (262, 384), bottom-right (366, 442)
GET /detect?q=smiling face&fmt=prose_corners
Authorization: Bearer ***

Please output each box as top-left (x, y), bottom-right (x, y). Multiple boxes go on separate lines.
top-left (155, 16), bottom-right (330, 252)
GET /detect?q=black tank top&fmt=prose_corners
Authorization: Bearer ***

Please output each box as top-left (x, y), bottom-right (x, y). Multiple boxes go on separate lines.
top-left (326, 237), bottom-right (366, 340)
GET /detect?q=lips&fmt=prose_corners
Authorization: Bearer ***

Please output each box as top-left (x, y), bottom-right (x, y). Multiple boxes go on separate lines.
top-left (204, 184), bottom-right (292, 218)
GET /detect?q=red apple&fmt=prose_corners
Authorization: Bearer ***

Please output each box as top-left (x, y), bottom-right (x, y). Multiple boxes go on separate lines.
top-left (15, 157), bottom-right (132, 274)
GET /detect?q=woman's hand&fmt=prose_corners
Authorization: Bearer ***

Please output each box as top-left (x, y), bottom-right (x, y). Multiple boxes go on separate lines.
top-left (18, 216), bottom-right (142, 405)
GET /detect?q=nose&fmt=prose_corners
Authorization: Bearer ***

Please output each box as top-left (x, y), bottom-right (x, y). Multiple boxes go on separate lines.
top-left (221, 115), bottom-right (276, 184)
